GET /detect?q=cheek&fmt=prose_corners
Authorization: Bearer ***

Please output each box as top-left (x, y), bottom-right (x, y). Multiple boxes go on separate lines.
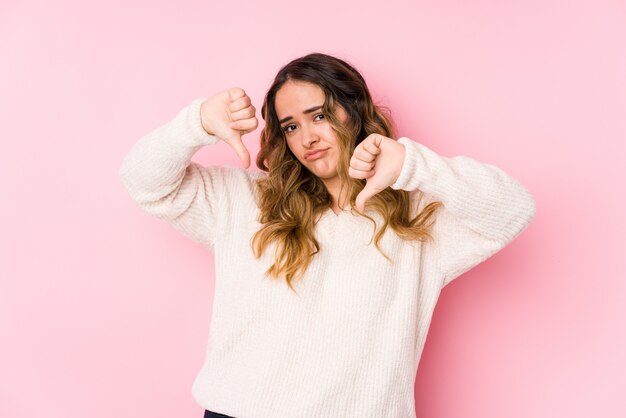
top-left (285, 141), bottom-right (304, 162)
top-left (285, 140), bottom-right (297, 154)
top-left (325, 127), bottom-right (341, 146)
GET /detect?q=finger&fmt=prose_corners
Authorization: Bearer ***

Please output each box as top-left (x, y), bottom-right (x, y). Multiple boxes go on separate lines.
top-left (229, 96), bottom-right (251, 112)
top-left (228, 136), bottom-right (251, 169)
top-left (349, 158), bottom-right (375, 172)
top-left (354, 151), bottom-right (376, 163)
top-left (230, 118), bottom-right (258, 132)
top-left (348, 166), bottom-right (375, 179)
top-left (355, 182), bottom-right (381, 213)
top-left (230, 105), bottom-right (255, 121)
top-left (362, 141), bottom-right (381, 156)
top-left (352, 148), bottom-right (378, 163)
top-left (228, 87), bottom-right (246, 103)
top-left (353, 142), bottom-right (380, 162)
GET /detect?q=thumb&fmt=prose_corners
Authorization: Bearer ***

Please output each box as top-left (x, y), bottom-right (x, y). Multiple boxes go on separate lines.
top-left (355, 181), bottom-right (379, 213)
top-left (226, 133), bottom-right (251, 169)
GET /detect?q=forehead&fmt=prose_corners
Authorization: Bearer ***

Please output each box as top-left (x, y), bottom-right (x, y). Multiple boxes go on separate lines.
top-left (275, 80), bottom-right (325, 117)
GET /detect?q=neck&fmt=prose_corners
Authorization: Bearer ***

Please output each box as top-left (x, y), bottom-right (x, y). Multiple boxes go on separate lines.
top-left (323, 177), bottom-right (348, 210)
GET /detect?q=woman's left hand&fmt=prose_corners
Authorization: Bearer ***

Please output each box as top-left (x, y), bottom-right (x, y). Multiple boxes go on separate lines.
top-left (349, 133), bottom-right (406, 213)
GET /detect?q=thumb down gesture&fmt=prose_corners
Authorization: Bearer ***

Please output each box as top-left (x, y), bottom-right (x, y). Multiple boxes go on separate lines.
top-left (200, 87), bottom-right (258, 168)
top-left (348, 134), bottom-right (406, 213)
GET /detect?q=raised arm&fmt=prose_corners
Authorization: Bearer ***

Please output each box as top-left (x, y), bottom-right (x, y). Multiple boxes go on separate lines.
top-left (118, 88), bottom-right (258, 249)
top-left (390, 137), bottom-right (537, 288)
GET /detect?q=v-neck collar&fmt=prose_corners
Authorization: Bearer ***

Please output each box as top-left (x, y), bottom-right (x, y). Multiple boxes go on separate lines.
top-left (316, 207), bottom-right (381, 242)
top-left (326, 206), bottom-right (350, 217)
top-left (321, 206), bottom-right (380, 223)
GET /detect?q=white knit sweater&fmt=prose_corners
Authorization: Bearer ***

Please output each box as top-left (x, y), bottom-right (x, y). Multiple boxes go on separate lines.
top-left (119, 97), bottom-right (536, 418)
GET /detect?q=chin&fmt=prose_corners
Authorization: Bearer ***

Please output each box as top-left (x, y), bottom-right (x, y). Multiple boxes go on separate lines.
top-left (314, 171), bottom-right (339, 181)
top-left (301, 160), bottom-right (338, 180)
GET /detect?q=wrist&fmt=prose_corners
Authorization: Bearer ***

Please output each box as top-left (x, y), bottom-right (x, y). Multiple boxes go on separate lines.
top-left (199, 101), bottom-right (214, 136)
top-left (393, 142), bottom-right (406, 185)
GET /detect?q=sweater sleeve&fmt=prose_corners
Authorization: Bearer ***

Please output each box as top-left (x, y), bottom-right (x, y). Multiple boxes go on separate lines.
top-left (118, 97), bottom-right (226, 250)
top-left (390, 136), bottom-right (537, 288)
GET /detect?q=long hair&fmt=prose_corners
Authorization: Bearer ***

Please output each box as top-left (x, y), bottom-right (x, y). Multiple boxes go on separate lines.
top-left (251, 52), bottom-right (443, 292)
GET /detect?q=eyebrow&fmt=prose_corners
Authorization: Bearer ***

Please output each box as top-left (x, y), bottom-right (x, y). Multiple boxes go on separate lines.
top-left (278, 105), bottom-right (324, 124)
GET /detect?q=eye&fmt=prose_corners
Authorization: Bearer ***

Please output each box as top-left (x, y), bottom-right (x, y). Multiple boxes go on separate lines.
top-left (281, 113), bottom-right (325, 135)
top-left (282, 124), bottom-right (296, 134)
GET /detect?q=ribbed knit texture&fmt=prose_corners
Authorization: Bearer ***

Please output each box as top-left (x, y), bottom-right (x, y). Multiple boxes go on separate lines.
top-left (119, 97), bottom-right (536, 418)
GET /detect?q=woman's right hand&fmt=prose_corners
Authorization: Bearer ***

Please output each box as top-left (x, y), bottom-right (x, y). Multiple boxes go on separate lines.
top-left (200, 87), bottom-right (258, 168)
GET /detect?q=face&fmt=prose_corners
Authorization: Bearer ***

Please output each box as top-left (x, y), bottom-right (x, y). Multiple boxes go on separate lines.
top-left (274, 80), bottom-right (349, 186)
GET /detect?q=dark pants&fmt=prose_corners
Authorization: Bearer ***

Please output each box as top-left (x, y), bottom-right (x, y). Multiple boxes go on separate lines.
top-left (203, 409), bottom-right (235, 418)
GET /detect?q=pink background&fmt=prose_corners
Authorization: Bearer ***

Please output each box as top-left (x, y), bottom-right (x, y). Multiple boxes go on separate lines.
top-left (1, 0), bottom-right (624, 417)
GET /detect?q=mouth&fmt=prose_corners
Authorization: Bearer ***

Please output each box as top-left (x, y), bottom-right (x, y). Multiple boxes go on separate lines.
top-left (305, 148), bottom-right (329, 160)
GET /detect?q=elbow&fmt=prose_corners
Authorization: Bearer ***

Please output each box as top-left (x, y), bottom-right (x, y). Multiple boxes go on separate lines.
top-left (521, 187), bottom-right (537, 225)
top-left (118, 153), bottom-right (149, 205)
top-left (506, 187), bottom-right (537, 242)
top-left (118, 155), bottom-right (135, 196)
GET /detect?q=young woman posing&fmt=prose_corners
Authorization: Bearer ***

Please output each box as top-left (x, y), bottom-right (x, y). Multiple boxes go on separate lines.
top-left (120, 52), bottom-right (536, 418)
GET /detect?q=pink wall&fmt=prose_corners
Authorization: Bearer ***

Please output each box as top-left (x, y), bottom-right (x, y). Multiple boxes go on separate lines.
top-left (1, 0), bottom-right (624, 417)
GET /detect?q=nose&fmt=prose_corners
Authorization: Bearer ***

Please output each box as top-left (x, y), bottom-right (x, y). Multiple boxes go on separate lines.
top-left (301, 124), bottom-right (320, 148)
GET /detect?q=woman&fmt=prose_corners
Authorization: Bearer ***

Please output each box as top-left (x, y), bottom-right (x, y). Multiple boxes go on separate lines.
top-left (119, 52), bottom-right (536, 418)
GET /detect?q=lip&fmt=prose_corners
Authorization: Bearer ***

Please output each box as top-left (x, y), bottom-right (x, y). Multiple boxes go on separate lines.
top-left (305, 148), bottom-right (329, 160)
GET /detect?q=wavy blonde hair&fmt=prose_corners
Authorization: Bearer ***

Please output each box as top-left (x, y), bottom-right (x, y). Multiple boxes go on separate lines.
top-left (251, 53), bottom-right (443, 292)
